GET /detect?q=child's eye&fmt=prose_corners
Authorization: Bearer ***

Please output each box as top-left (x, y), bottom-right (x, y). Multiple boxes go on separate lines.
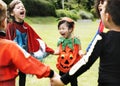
top-left (100, 0), bottom-right (104, 4)
top-left (16, 6), bottom-right (20, 9)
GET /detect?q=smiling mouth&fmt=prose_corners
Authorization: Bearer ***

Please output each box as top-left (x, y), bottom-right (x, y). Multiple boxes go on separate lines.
top-left (60, 63), bottom-right (73, 68)
top-left (20, 11), bottom-right (24, 15)
top-left (99, 8), bottom-right (102, 12)
top-left (61, 33), bottom-right (65, 36)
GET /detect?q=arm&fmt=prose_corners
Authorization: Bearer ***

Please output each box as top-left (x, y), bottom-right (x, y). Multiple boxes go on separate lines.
top-left (86, 20), bottom-right (104, 52)
top-left (54, 47), bottom-right (60, 55)
top-left (78, 43), bottom-right (84, 57)
top-left (9, 42), bottom-right (54, 78)
top-left (51, 34), bottom-right (103, 86)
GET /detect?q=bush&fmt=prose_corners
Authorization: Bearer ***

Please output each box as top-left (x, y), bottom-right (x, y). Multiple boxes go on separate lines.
top-left (56, 9), bottom-right (80, 21)
top-left (23, 0), bottom-right (56, 16)
top-left (79, 10), bottom-right (94, 20)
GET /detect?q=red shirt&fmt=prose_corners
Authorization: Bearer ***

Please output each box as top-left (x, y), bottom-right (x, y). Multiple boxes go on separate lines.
top-left (0, 38), bottom-right (51, 82)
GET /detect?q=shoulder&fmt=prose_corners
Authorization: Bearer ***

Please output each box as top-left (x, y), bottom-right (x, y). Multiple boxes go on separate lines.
top-left (99, 32), bottom-right (107, 40)
top-left (1, 39), bottom-right (30, 58)
top-left (1, 39), bottom-right (19, 48)
top-left (58, 37), bottom-right (64, 42)
top-left (7, 22), bottom-right (14, 27)
top-left (2, 39), bottom-right (18, 47)
top-left (57, 37), bottom-right (64, 46)
top-left (73, 37), bottom-right (81, 44)
top-left (73, 37), bottom-right (80, 41)
top-left (23, 22), bottom-right (35, 30)
top-left (24, 22), bottom-right (32, 27)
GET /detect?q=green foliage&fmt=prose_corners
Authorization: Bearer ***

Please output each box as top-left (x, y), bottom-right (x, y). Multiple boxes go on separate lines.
top-left (22, 0), bottom-right (56, 16)
top-left (4, 0), bottom-right (96, 19)
top-left (56, 9), bottom-right (80, 21)
top-left (79, 10), bottom-right (94, 20)
top-left (3, 0), bottom-right (12, 4)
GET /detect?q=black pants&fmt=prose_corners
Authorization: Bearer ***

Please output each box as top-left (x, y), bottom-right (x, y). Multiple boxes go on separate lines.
top-left (59, 71), bottom-right (78, 86)
top-left (19, 71), bottom-right (26, 86)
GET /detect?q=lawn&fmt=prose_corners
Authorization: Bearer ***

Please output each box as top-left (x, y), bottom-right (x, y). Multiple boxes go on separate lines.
top-left (16, 18), bottom-right (100, 86)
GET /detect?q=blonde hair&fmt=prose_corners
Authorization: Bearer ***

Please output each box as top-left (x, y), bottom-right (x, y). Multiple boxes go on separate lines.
top-left (0, 0), bottom-right (7, 25)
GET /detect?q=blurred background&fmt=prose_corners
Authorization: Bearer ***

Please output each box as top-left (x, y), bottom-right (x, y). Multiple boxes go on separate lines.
top-left (4, 0), bottom-right (97, 21)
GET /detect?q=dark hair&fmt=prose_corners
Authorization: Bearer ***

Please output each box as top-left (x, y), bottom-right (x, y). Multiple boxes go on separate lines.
top-left (95, 0), bottom-right (100, 17)
top-left (58, 20), bottom-right (74, 30)
top-left (106, 0), bottom-right (120, 26)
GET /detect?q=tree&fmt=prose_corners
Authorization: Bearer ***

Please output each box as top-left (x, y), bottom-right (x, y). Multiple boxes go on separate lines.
top-left (62, 0), bottom-right (65, 9)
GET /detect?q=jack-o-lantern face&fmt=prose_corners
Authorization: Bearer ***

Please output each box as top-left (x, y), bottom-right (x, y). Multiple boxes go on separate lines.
top-left (56, 46), bottom-right (80, 73)
top-left (59, 50), bottom-right (74, 68)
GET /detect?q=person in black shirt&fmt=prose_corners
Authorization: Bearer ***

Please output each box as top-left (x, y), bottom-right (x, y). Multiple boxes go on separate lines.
top-left (51, 0), bottom-right (120, 86)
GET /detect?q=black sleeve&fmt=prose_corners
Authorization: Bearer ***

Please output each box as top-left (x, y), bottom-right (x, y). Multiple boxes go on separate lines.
top-left (61, 34), bottom-right (103, 85)
top-left (48, 69), bottom-right (54, 78)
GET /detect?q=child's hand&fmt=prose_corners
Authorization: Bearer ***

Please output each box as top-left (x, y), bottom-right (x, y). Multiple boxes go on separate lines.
top-left (50, 72), bottom-right (64, 86)
top-left (54, 50), bottom-right (60, 55)
top-left (79, 50), bottom-right (84, 57)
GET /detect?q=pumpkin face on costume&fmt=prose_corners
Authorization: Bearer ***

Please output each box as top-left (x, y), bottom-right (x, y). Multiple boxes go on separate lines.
top-left (56, 44), bottom-right (81, 73)
top-left (59, 50), bottom-right (74, 68)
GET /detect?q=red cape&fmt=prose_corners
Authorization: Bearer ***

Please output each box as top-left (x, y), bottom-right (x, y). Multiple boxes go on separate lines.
top-left (6, 22), bottom-right (54, 55)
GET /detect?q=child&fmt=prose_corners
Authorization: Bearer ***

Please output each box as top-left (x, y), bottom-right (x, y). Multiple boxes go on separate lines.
top-left (51, 0), bottom-right (120, 86)
top-left (0, 1), bottom-right (60, 86)
top-left (6, 0), bottom-right (54, 86)
top-left (86, 0), bottom-right (105, 52)
top-left (54, 17), bottom-right (83, 86)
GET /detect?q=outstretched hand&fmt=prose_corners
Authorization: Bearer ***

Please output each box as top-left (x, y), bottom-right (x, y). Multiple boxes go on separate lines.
top-left (50, 72), bottom-right (64, 86)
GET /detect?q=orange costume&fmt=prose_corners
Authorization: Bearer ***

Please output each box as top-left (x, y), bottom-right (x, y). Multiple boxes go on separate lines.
top-left (0, 32), bottom-right (54, 86)
top-left (56, 37), bottom-right (82, 73)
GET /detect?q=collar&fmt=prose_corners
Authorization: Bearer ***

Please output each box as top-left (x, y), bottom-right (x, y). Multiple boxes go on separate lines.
top-left (14, 20), bottom-right (24, 25)
top-left (0, 30), bottom-right (6, 37)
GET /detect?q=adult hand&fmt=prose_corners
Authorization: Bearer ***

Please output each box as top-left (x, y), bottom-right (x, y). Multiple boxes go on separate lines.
top-left (50, 72), bottom-right (64, 86)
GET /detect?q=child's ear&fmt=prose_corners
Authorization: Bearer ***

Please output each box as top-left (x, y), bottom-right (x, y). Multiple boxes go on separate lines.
top-left (69, 28), bottom-right (73, 33)
top-left (105, 13), bottom-right (110, 21)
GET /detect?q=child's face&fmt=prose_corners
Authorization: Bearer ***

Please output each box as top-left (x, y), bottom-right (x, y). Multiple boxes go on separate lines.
top-left (58, 23), bottom-right (73, 39)
top-left (99, 0), bottom-right (109, 28)
top-left (11, 2), bottom-right (26, 22)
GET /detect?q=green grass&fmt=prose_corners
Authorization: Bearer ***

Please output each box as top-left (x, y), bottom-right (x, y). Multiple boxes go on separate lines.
top-left (25, 16), bottom-right (58, 24)
top-left (16, 18), bottom-right (100, 86)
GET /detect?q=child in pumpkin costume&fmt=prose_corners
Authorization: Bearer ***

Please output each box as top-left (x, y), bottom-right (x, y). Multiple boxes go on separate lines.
top-left (54, 17), bottom-right (83, 86)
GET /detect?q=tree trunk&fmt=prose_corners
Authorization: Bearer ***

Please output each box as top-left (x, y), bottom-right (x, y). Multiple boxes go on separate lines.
top-left (62, 0), bottom-right (64, 9)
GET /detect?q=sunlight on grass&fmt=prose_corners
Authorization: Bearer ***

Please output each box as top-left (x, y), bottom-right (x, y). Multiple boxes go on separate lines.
top-left (16, 19), bottom-right (100, 86)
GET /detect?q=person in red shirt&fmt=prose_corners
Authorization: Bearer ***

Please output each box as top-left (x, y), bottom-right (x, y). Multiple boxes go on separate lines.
top-left (0, 1), bottom-right (61, 86)
top-left (6, 0), bottom-right (55, 86)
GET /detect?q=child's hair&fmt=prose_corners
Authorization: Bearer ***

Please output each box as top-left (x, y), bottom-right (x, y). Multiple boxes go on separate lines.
top-left (106, 0), bottom-right (120, 26)
top-left (0, 0), bottom-right (7, 25)
top-left (58, 17), bottom-right (75, 30)
top-left (8, 0), bottom-right (22, 15)
top-left (7, 0), bottom-right (22, 22)
top-left (95, 0), bottom-right (101, 17)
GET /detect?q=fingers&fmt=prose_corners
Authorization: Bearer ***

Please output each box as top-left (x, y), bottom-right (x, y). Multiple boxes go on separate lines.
top-left (50, 72), bottom-right (64, 86)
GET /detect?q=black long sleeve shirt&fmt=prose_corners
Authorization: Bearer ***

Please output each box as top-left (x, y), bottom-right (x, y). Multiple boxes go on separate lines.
top-left (61, 31), bottom-right (120, 85)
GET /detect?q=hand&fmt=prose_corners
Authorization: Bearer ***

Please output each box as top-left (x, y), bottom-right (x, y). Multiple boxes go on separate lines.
top-left (79, 50), bottom-right (84, 57)
top-left (50, 72), bottom-right (64, 86)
